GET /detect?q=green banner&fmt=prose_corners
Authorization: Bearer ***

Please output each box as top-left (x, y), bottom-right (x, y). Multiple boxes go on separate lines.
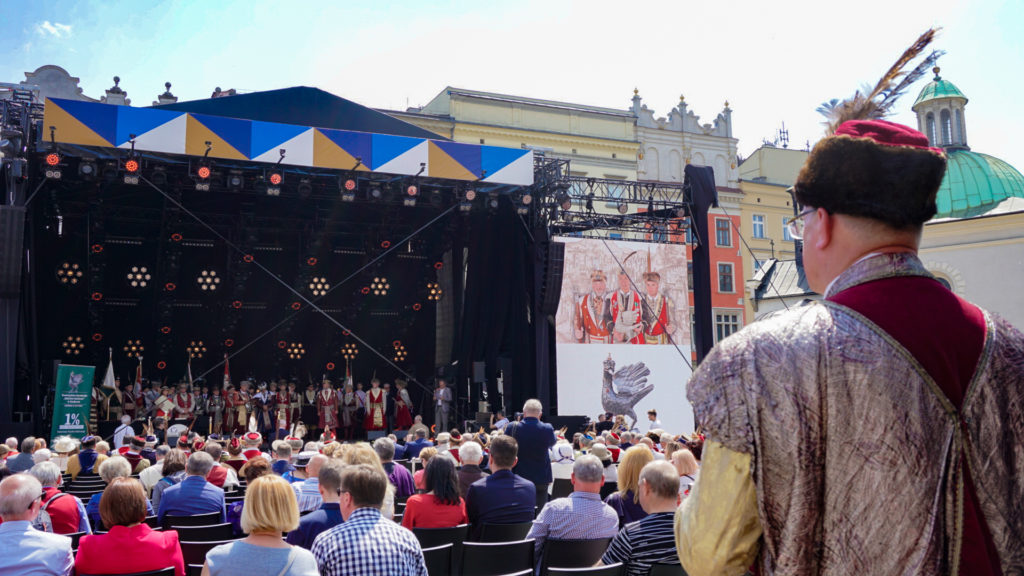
top-left (51, 364), bottom-right (95, 440)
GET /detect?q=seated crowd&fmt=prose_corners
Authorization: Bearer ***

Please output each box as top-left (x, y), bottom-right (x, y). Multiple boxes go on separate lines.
top-left (0, 402), bottom-right (701, 576)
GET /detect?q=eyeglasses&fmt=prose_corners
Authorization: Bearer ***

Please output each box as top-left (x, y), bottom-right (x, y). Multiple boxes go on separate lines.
top-left (785, 208), bottom-right (816, 240)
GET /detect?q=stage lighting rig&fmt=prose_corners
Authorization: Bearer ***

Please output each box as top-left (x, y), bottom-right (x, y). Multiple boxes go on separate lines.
top-left (194, 141), bottom-right (213, 191)
top-left (392, 341), bottom-right (408, 362)
top-left (123, 157), bottom-right (140, 185)
top-left (127, 266), bottom-right (151, 288)
top-left (556, 192), bottom-right (572, 211)
top-left (78, 159), bottom-right (97, 180)
top-left (341, 342), bottom-right (359, 360)
top-left (460, 189), bottom-right (476, 213)
top-left (309, 276), bottom-right (330, 296)
top-left (487, 192), bottom-right (500, 212)
top-left (404, 184), bottom-right (418, 207)
top-left (370, 277), bottom-right (390, 296)
top-left (617, 202), bottom-right (629, 214)
top-left (226, 170), bottom-right (244, 190)
top-left (61, 336), bottom-right (85, 356)
top-left (427, 282), bottom-right (443, 301)
top-left (56, 262), bottom-right (83, 285)
top-left (43, 151), bottom-right (62, 179)
top-left (186, 340), bottom-right (207, 359)
top-left (286, 342), bottom-right (306, 360)
top-left (197, 270), bottom-right (221, 291)
top-left (123, 339), bottom-right (144, 359)
top-left (341, 177), bottom-right (357, 202)
top-left (297, 179), bottom-right (312, 198)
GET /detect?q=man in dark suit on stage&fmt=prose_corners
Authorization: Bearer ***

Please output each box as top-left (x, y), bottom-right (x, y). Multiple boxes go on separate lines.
top-left (383, 383), bottom-right (396, 434)
top-left (507, 398), bottom-right (557, 509)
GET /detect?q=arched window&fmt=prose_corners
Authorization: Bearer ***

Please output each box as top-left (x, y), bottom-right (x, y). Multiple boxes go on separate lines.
top-left (926, 113), bottom-right (937, 145)
top-left (956, 109), bottom-right (965, 145)
top-left (940, 109), bottom-right (952, 145)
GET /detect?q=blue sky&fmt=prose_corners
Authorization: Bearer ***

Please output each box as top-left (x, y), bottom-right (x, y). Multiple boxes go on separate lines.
top-left (2, 0), bottom-right (1022, 169)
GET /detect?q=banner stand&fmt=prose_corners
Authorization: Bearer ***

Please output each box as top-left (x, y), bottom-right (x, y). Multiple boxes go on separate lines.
top-left (50, 364), bottom-right (95, 440)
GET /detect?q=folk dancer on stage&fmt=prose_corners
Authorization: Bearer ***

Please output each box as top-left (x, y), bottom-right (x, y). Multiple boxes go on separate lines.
top-left (433, 378), bottom-right (452, 433)
top-left (143, 382), bottom-right (161, 416)
top-left (364, 378), bottom-right (386, 433)
top-left (573, 270), bottom-right (613, 343)
top-left (285, 383), bottom-right (301, 431)
top-left (395, 379), bottom-right (414, 431)
top-left (640, 272), bottom-right (675, 344)
top-left (208, 386), bottom-right (225, 436)
top-left (317, 379), bottom-right (340, 439)
top-left (120, 380), bottom-right (137, 421)
top-left (340, 382), bottom-right (358, 440)
top-left (301, 383), bottom-right (319, 440)
top-left (676, 118), bottom-right (1024, 575)
top-left (172, 382), bottom-right (195, 425)
top-left (154, 386), bottom-right (175, 420)
top-left (239, 381), bottom-right (254, 434)
top-left (610, 270), bottom-right (644, 344)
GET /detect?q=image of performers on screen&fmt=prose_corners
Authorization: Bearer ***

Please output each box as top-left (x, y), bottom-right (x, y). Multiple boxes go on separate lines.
top-left (573, 270), bottom-right (613, 344)
top-left (609, 270), bottom-right (644, 344)
top-left (641, 271), bottom-right (676, 344)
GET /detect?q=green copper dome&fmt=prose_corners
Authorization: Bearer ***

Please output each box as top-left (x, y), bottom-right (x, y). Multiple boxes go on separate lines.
top-left (914, 68), bottom-right (967, 109)
top-left (935, 149), bottom-right (1024, 218)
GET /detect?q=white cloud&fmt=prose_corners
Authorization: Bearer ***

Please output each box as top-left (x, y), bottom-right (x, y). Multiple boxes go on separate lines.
top-left (36, 21), bottom-right (72, 39)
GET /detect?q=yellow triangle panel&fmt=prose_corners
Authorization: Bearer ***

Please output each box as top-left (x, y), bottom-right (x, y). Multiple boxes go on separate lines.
top-left (313, 130), bottom-right (370, 170)
top-left (185, 115), bottom-right (247, 160)
top-left (43, 99), bottom-right (112, 147)
top-left (428, 142), bottom-right (476, 181)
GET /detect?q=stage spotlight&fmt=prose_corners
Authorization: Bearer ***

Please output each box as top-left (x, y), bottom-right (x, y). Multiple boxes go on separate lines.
top-left (56, 262), bottom-right (83, 285)
top-left (186, 340), bottom-right (207, 359)
top-left (126, 266), bottom-right (151, 288)
top-left (427, 282), bottom-right (443, 301)
top-left (266, 171), bottom-right (283, 196)
top-left (341, 342), bottom-right (359, 360)
top-left (556, 192), bottom-right (572, 211)
top-left (369, 186), bottom-right (383, 200)
top-left (297, 179), bottom-right (312, 198)
top-left (407, 185), bottom-right (418, 197)
top-left (286, 342), bottom-right (306, 360)
top-left (227, 171), bottom-right (244, 190)
top-left (309, 276), bottom-right (330, 296)
top-left (78, 160), bottom-right (97, 180)
top-left (61, 336), bottom-right (85, 356)
top-left (392, 341), bottom-right (408, 362)
top-left (617, 202), bottom-right (629, 214)
top-left (460, 188), bottom-right (475, 212)
top-left (585, 193), bottom-right (595, 212)
top-left (123, 339), bottom-right (144, 359)
top-left (403, 195), bottom-right (417, 207)
top-left (44, 152), bottom-right (62, 179)
top-left (521, 193), bottom-right (533, 205)
top-left (370, 277), bottom-right (390, 296)
top-left (195, 164), bottom-right (212, 191)
top-left (465, 189), bottom-right (477, 201)
top-left (123, 157), bottom-right (140, 185)
top-left (487, 192), bottom-right (499, 211)
top-left (341, 178), bottom-right (357, 202)
top-left (197, 270), bottom-right (221, 291)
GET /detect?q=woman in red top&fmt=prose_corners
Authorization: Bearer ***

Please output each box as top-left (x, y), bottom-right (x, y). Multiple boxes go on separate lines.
top-left (401, 455), bottom-right (468, 529)
top-left (75, 477), bottom-right (185, 576)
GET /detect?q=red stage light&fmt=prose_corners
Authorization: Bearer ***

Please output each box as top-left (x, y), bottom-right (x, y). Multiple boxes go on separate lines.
top-left (413, 303), bottom-right (422, 311)
top-left (165, 283), bottom-right (176, 291)
top-left (434, 262), bottom-right (444, 270)
top-left (307, 257), bottom-right (318, 266)
top-left (91, 244), bottom-right (103, 253)
top-left (243, 254), bottom-right (254, 263)
top-left (277, 341), bottom-right (287, 349)
top-left (380, 241), bottom-right (391, 249)
top-left (342, 330), bottom-right (350, 336)
top-left (360, 287), bottom-right (370, 295)
top-left (344, 179), bottom-right (357, 191)
top-left (224, 339), bottom-right (234, 347)
top-left (326, 362), bottom-right (336, 371)
top-left (156, 361), bottom-right (166, 370)
top-left (392, 340), bottom-right (402, 348)
top-left (92, 333), bottom-right (103, 342)
top-left (171, 233), bottom-right (182, 242)
top-left (124, 159), bottom-right (140, 173)
top-left (91, 292), bottom-right (103, 301)
top-left (232, 300), bottom-right (242, 309)
top-left (45, 153), bottom-right (61, 166)
top-left (269, 172), bottom-right (282, 185)
top-left (290, 302), bottom-right (301, 310)
top-left (197, 166), bottom-right (211, 179)
top-left (407, 185), bottom-right (418, 197)
top-left (160, 326), bottom-right (171, 334)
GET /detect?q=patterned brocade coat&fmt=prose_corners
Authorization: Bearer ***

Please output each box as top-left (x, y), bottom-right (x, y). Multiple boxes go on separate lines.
top-left (686, 255), bottom-right (1024, 575)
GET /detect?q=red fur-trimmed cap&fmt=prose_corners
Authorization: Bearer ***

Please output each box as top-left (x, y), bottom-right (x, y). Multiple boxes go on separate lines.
top-left (244, 432), bottom-right (262, 444)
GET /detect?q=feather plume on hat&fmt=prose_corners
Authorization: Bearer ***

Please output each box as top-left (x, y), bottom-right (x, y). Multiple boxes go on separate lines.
top-left (818, 28), bottom-right (945, 134)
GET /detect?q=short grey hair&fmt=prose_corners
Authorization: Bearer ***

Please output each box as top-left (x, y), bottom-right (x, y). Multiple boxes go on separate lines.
top-left (32, 448), bottom-right (52, 464)
top-left (155, 445), bottom-right (171, 459)
top-left (415, 428), bottom-right (426, 438)
top-left (372, 437), bottom-right (395, 462)
top-left (0, 474), bottom-right (41, 517)
top-left (572, 454), bottom-right (605, 483)
top-left (272, 440), bottom-right (292, 458)
top-left (30, 461), bottom-right (62, 487)
top-left (204, 442), bottom-right (223, 461)
top-left (186, 451), bottom-right (215, 476)
top-left (639, 460), bottom-right (680, 499)
top-left (318, 460), bottom-right (344, 493)
top-left (459, 442), bottom-right (483, 465)
top-left (523, 399), bottom-right (543, 415)
top-left (21, 436), bottom-right (36, 453)
top-left (99, 456), bottom-right (132, 483)
top-left (4, 437), bottom-right (17, 450)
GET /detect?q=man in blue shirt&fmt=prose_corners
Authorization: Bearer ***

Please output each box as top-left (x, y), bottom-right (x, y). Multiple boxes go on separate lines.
top-left (287, 460), bottom-right (344, 549)
top-left (157, 451), bottom-right (226, 525)
top-left (0, 474), bottom-right (74, 575)
top-left (404, 428), bottom-right (433, 459)
top-left (508, 398), bottom-right (557, 508)
top-left (466, 435), bottom-right (535, 539)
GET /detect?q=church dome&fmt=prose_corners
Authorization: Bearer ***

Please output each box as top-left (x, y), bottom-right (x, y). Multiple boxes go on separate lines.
top-left (913, 68), bottom-right (967, 110)
top-left (935, 149), bottom-right (1024, 218)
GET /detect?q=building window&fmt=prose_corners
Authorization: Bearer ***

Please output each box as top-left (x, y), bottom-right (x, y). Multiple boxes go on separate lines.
top-left (926, 113), bottom-right (936, 145)
top-left (940, 109), bottom-right (952, 145)
top-left (715, 218), bottom-right (731, 247)
top-left (752, 214), bottom-right (765, 239)
top-left (956, 109), bottom-right (964, 143)
top-left (782, 216), bottom-right (793, 241)
top-left (715, 311), bottom-right (741, 343)
top-left (687, 262), bottom-right (693, 291)
top-left (685, 225), bottom-right (695, 245)
top-left (718, 263), bottom-right (734, 293)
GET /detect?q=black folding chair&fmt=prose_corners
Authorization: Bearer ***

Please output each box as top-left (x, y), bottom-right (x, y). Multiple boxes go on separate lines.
top-left (540, 538), bottom-right (613, 574)
top-left (78, 568), bottom-right (175, 576)
top-left (171, 523), bottom-right (234, 542)
top-left (144, 515), bottom-right (159, 528)
top-left (66, 531), bottom-right (86, 549)
top-left (461, 539), bottom-right (535, 576)
top-left (548, 564), bottom-right (625, 576)
top-left (550, 478), bottom-right (573, 499)
top-left (414, 524), bottom-right (470, 574)
top-left (186, 565), bottom-right (204, 576)
top-left (421, 543), bottom-right (453, 576)
top-left (476, 521), bottom-right (533, 543)
top-left (648, 562), bottom-right (688, 576)
top-left (179, 539), bottom-right (238, 566)
top-left (599, 482), bottom-right (618, 500)
top-left (162, 511), bottom-right (223, 530)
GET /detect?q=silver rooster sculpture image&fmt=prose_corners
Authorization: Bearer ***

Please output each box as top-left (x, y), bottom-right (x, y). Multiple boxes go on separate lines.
top-left (601, 354), bottom-right (653, 429)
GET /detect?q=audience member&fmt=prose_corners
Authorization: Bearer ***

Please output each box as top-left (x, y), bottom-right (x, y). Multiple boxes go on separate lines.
top-left (550, 443), bottom-right (576, 481)
top-left (224, 438), bottom-right (247, 472)
top-left (589, 443), bottom-right (618, 483)
top-left (404, 428), bottom-right (433, 459)
top-left (229, 458), bottom-right (272, 536)
top-left (152, 448), bottom-right (188, 511)
top-left (412, 447), bottom-right (437, 491)
top-left (465, 435), bottom-right (535, 538)
top-left (374, 437), bottom-right (415, 501)
top-left (75, 478), bottom-right (185, 576)
top-left (157, 451), bottom-right (226, 524)
top-left (286, 460), bottom-right (345, 550)
top-left (600, 461), bottom-right (680, 575)
top-left (30, 461), bottom-right (90, 535)
top-left (646, 409), bottom-right (662, 432)
top-left (671, 449), bottom-right (699, 498)
top-left (0, 474), bottom-right (74, 575)
top-left (204, 475), bottom-right (319, 575)
top-left (528, 454), bottom-right (619, 558)
top-left (88, 456), bottom-right (154, 528)
top-left (508, 398), bottom-right (557, 508)
top-left (50, 436), bottom-right (78, 473)
top-left (113, 415), bottom-right (134, 450)
top-left (140, 445), bottom-right (171, 494)
top-left (271, 440), bottom-right (296, 477)
top-left (2, 436), bottom-right (16, 455)
top-left (456, 442), bottom-right (488, 497)
top-left (402, 455), bottom-right (467, 529)
top-left (6, 436), bottom-right (37, 473)
top-left (32, 448), bottom-right (52, 465)
top-left (408, 415), bottom-right (429, 439)
top-left (293, 454), bottom-right (327, 513)
top-left (391, 434), bottom-right (407, 460)
top-left (311, 464), bottom-right (428, 576)
top-left (605, 445), bottom-right (654, 528)
top-left (0, 444), bottom-right (9, 462)
top-left (123, 435), bottom-right (152, 474)
top-left (205, 442), bottom-right (239, 489)
top-left (490, 410), bottom-right (510, 432)
top-left (242, 432), bottom-right (265, 460)
top-left (337, 443), bottom-right (396, 520)
top-left (95, 440), bottom-right (111, 457)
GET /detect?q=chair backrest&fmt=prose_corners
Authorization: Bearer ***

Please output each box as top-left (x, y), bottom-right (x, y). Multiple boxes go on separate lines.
top-left (413, 523), bottom-right (470, 549)
top-left (421, 543), bottom-right (453, 576)
top-left (144, 515), bottom-right (159, 528)
top-left (393, 513), bottom-right (404, 524)
top-left (476, 521), bottom-right (534, 543)
top-left (648, 563), bottom-right (688, 576)
top-left (599, 482), bottom-right (617, 500)
top-left (163, 511), bottom-right (223, 530)
top-left (67, 531), bottom-right (86, 548)
top-left (79, 568), bottom-right (176, 576)
top-left (179, 539), bottom-right (238, 566)
top-left (171, 522), bottom-right (234, 542)
top-left (540, 538), bottom-right (613, 572)
top-left (548, 564), bottom-right (625, 576)
top-left (550, 478), bottom-right (573, 500)
top-left (186, 564), bottom-right (204, 576)
top-left (461, 539), bottom-right (535, 576)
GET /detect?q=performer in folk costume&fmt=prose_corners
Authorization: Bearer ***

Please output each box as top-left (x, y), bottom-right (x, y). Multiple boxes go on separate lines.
top-left (301, 383), bottom-right (319, 439)
top-left (394, 379), bottom-right (414, 430)
top-left (154, 386), bottom-right (175, 420)
top-left (120, 380), bottom-right (137, 421)
top-left (238, 381), bottom-right (254, 435)
top-left (677, 31), bottom-right (1024, 576)
top-left (256, 403), bottom-right (275, 439)
top-left (285, 383), bottom-right (301, 430)
top-left (573, 270), bottom-right (612, 343)
top-left (364, 378), bottom-right (386, 432)
top-left (143, 383), bottom-right (160, 415)
top-left (317, 379), bottom-right (339, 437)
top-left (193, 384), bottom-right (209, 435)
top-left (640, 271), bottom-right (675, 344)
top-left (208, 386), bottom-right (225, 436)
top-left (172, 382), bottom-right (195, 423)
top-left (340, 382), bottom-right (357, 440)
top-left (609, 269), bottom-right (644, 344)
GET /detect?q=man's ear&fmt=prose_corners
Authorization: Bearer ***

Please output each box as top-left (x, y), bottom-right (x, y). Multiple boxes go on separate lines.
top-left (812, 208), bottom-right (833, 251)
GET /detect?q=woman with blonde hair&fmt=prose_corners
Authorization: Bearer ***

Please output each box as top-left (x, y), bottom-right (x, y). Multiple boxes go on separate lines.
top-left (203, 475), bottom-right (318, 575)
top-left (671, 448), bottom-right (700, 498)
top-left (604, 445), bottom-right (654, 527)
top-left (413, 446), bottom-right (438, 491)
top-left (338, 442), bottom-right (395, 519)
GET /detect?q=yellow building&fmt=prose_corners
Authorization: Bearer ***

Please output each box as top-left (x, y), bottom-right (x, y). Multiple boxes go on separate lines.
top-left (736, 145), bottom-right (807, 320)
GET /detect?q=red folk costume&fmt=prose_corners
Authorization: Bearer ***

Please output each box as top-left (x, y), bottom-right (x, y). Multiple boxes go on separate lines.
top-left (641, 292), bottom-right (673, 344)
top-left (577, 293), bottom-right (611, 343)
top-left (364, 387), bottom-right (385, 431)
top-left (173, 390), bottom-right (195, 420)
top-left (395, 386), bottom-right (414, 430)
top-left (609, 289), bottom-right (644, 344)
top-left (318, 388), bottom-right (339, 431)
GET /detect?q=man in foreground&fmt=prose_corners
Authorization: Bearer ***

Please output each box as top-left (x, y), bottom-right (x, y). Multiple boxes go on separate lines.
top-left (311, 463), bottom-right (427, 576)
top-left (466, 435), bottom-right (535, 539)
top-left (286, 460), bottom-right (344, 550)
top-left (600, 461), bottom-right (679, 575)
top-left (676, 120), bottom-right (1024, 575)
top-left (0, 474), bottom-right (74, 575)
top-left (157, 451), bottom-right (226, 524)
top-left (528, 454), bottom-right (619, 559)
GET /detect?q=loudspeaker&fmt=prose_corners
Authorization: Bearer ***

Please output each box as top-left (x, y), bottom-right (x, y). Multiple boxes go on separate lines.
top-left (472, 361), bottom-right (486, 384)
top-left (0, 206), bottom-right (26, 298)
top-left (539, 241), bottom-right (565, 316)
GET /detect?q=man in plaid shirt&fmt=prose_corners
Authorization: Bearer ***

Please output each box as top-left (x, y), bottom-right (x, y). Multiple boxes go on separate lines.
top-left (311, 463), bottom-right (428, 576)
